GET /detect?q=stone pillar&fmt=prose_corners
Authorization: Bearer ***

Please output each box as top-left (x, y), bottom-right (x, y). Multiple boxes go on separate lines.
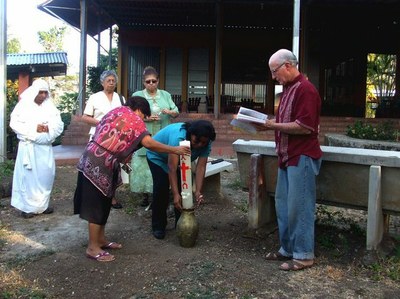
top-left (366, 165), bottom-right (383, 251)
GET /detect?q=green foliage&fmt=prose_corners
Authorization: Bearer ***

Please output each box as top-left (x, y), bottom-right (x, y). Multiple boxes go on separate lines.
top-left (57, 92), bottom-right (79, 113)
top-left (367, 54), bottom-right (396, 99)
top-left (54, 92), bottom-right (77, 146)
top-left (0, 159), bottom-right (15, 180)
top-left (87, 49), bottom-right (119, 96)
top-left (87, 66), bottom-right (104, 95)
top-left (6, 80), bottom-right (19, 154)
top-left (100, 48), bottom-right (118, 70)
top-left (346, 120), bottom-right (400, 141)
top-left (368, 256), bottom-right (400, 282)
top-left (316, 205), bottom-right (364, 235)
top-left (38, 26), bottom-right (67, 52)
top-left (7, 37), bottom-right (21, 53)
top-left (6, 80), bottom-right (18, 134)
top-left (53, 113), bottom-right (72, 146)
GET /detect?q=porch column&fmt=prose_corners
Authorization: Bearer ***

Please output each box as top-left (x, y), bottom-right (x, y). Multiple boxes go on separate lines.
top-left (0, 0), bottom-right (5, 161)
top-left (292, 0), bottom-right (300, 62)
top-left (395, 51), bottom-right (400, 98)
top-left (214, 1), bottom-right (223, 118)
top-left (78, 0), bottom-right (88, 115)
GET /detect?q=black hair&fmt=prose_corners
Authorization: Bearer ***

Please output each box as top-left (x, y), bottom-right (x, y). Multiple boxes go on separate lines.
top-left (125, 96), bottom-right (151, 117)
top-left (184, 120), bottom-right (216, 142)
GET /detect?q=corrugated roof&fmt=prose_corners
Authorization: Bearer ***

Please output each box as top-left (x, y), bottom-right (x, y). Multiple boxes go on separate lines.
top-left (7, 52), bottom-right (68, 66)
top-left (38, 0), bottom-right (400, 37)
top-left (6, 52), bottom-right (68, 80)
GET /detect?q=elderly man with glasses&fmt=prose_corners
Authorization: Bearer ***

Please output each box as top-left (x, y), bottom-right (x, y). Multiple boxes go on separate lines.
top-left (257, 49), bottom-right (322, 271)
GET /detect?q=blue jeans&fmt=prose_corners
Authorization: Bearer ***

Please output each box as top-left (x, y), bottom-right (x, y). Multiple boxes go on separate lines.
top-left (275, 155), bottom-right (322, 260)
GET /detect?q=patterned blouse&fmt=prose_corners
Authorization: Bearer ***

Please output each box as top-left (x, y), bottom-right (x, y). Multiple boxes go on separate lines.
top-left (77, 106), bottom-right (150, 197)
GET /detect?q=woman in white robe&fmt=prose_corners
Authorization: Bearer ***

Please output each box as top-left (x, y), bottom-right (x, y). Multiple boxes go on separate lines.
top-left (10, 79), bottom-right (64, 217)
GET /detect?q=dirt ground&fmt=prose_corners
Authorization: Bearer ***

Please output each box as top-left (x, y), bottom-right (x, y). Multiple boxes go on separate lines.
top-left (1, 163), bottom-right (400, 298)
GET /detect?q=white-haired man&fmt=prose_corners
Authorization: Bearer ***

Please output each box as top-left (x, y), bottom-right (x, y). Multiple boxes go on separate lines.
top-left (258, 49), bottom-right (322, 271)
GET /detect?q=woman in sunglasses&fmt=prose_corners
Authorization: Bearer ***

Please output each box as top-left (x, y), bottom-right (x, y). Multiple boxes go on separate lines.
top-left (130, 66), bottom-right (179, 208)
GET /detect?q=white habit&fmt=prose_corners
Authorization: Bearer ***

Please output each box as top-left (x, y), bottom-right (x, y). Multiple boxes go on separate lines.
top-left (10, 79), bottom-right (64, 214)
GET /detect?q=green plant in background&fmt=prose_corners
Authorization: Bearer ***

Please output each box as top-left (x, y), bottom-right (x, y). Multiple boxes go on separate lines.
top-left (0, 158), bottom-right (15, 181)
top-left (87, 47), bottom-right (119, 96)
top-left (347, 120), bottom-right (400, 141)
top-left (6, 80), bottom-right (19, 155)
top-left (53, 92), bottom-right (79, 146)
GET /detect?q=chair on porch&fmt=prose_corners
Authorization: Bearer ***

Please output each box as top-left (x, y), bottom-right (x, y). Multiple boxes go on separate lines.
top-left (206, 95), bottom-right (214, 113)
top-left (187, 97), bottom-right (201, 112)
top-left (171, 94), bottom-right (182, 111)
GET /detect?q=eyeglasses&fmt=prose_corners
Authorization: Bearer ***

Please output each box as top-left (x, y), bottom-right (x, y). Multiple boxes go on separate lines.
top-left (145, 79), bottom-right (158, 84)
top-left (270, 62), bottom-right (286, 74)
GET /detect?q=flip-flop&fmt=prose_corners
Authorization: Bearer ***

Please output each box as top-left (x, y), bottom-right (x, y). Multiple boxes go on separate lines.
top-left (265, 252), bottom-right (291, 261)
top-left (86, 251), bottom-right (115, 262)
top-left (101, 242), bottom-right (123, 250)
top-left (279, 260), bottom-right (313, 271)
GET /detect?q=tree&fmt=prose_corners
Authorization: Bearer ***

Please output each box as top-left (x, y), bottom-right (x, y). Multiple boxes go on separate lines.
top-left (38, 26), bottom-right (67, 52)
top-left (87, 48), bottom-right (119, 95)
top-left (367, 53), bottom-right (396, 100)
top-left (7, 38), bottom-right (21, 53)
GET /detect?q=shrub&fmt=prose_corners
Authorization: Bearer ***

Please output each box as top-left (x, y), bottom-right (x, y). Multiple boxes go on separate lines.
top-left (346, 120), bottom-right (400, 141)
top-left (0, 158), bottom-right (15, 180)
top-left (52, 92), bottom-right (78, 146)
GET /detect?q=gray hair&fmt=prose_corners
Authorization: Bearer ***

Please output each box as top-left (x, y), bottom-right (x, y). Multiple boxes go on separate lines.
top-left (100, 70), bottom-right (118, 84)
top-left (269, 49), bottom-right (298, 66)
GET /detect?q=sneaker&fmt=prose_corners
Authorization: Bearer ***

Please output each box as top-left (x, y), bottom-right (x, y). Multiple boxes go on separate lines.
top-left (21, 212), bottom-right (35, 219)
top-left (152, 230), bottom-right (166, 239)
top-left (42, 207), bottom-right (54, 214)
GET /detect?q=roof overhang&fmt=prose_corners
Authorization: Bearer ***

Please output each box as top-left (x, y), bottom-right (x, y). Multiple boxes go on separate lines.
top-left (38, 0), bottom-right (400, 37)
top-left (7, 52), bottom-right (68, 80)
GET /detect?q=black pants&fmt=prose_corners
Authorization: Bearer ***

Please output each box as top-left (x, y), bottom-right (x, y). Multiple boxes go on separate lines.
top-left (147, 159), bottom-right (181, 231)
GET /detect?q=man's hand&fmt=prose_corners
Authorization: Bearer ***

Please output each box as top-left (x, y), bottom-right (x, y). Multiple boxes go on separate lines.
top-left (254, 119), bottom-right (276, 131)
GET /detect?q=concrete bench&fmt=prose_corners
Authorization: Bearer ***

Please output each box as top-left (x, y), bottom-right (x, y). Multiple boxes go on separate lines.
top-left (232, 139), bottom-right (400, 251)
top-left (193, 159), bottom-right (234, 199)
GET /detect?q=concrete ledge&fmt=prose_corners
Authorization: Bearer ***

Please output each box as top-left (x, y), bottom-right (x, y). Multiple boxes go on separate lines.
top-left (232, 139), bottom-right (400, 251)
top-left (233, 139), bottom-right (400, 167)
top-left (325, 133), bottom-right (400, 151)
top-left (194, 160), bottom-right (234, 200)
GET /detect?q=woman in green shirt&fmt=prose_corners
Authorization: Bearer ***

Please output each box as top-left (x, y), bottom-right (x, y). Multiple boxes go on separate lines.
top-left (130, 66), bottom-right (179, 206)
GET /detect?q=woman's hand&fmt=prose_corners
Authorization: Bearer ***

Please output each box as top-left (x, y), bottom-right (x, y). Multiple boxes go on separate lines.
top-left (149, 114), bottom-right (160, 121)
top-left (174, 146), bottom-right (191, 156)
top-left (194, 192), bottom-right (204, 207)
top-left (173, 194), bottom-right (183, 211)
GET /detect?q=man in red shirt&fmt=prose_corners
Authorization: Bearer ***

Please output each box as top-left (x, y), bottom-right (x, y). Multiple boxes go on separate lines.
top-left (258, 49), bottom-right (322, 271)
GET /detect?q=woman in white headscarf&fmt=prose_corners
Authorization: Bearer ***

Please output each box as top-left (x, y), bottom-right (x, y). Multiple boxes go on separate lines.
top-left (10, 79), bottom-right (64, 218)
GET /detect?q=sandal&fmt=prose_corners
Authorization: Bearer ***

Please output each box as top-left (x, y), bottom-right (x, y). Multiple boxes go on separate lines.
top-left (265, 252), bottom-right (291, 261)
top-left (86, 251), bottom-right (115, 262)
top-left (101, 242), bottom-right (123, 250)
top-left (279, 260), bottom-right (313, 271)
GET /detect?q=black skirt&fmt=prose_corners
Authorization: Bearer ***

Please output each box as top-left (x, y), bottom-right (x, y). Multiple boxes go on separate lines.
top-left (73, 172), bottom-right (112, 225)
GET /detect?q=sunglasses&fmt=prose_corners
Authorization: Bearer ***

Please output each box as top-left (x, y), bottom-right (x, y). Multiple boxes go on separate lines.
top-left (145, 79), bottom-right (158, 84)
